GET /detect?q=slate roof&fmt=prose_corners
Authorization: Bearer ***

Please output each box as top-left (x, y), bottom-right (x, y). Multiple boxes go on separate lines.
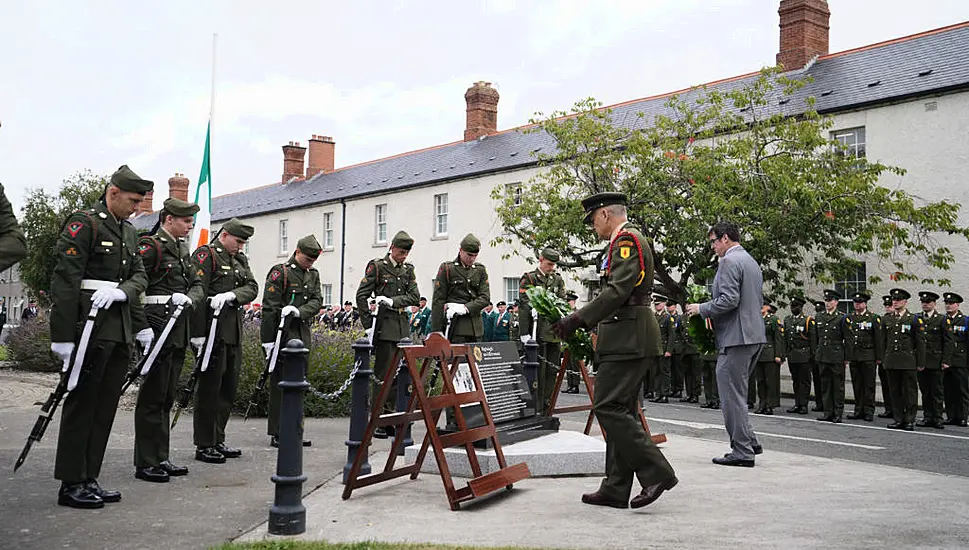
top-left (131, 21), bottom-right (969, 230)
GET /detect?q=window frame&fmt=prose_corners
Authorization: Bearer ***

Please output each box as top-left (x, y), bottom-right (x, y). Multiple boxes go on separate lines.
top-left (278, 219), bottom-right (289, 256)
top-left (322, 212), bottom-right (334, 249)
top-left (834, 262), bottom-right (867, 313)
top-left (374, 204), bottom-right (388, 245)
top-left (434, 193), bottom-right (449, 237)
top-left (831, 127), bottom-right (866, 159)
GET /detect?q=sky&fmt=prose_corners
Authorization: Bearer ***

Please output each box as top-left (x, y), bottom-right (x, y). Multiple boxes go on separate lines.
top-left (2, 0), bottom-right (969, 212)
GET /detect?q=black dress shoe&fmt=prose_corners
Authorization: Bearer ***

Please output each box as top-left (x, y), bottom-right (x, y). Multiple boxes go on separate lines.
top-left (931, 421), bottom-right (945, 430)
top-left (747, 403), bottom-right (754, 410)
top-left (877, 411), bottom-right (893, 418)
top-left (214, 443), bottom-right (241, 458)
top-left (797, 407), bottom-right (809, 415)
top-left (763, 408), bottom-right (774, 416)
top-left (916, 419), bottom-right (933, 427)
top-left (817, 415), bottom-right (834, 422)
top-left (581, 490), bottom-right (628, 509)
top-left (752, 444), bottom-right (763, 455)
top-left (159, 461), bottom-right (188, 476)
top-left (847, 413), bottom-right (863, 420)
top-left (830, 416), bottom-right (843, 424)
top-left (195, 447), bottom-right (227, 464)
top-left (689, 396), bottom-right (700, 404)
top-left (270, 436), bottom-right (279, 448)
top-left (887, 422), bottom-right (903, 429)
top-left (754, 407), bottom-right (766, 414)
top-left (644, 392), bottom-right (655, 400)
top-left (373, 426), bottom-right (389, 439)
top-left (135, 466), bottom-right (171, 483)
top-left (58, 483), bottom-right (104, 509)
top-left (678, 396), bottom-right (692, 402)
top-left (811, 405), bottom-right (824, 412)
top-left (85, 479), bottom-right (121, 503)
top-left (956, 420), bottom-right (969, 427)
top-left (651, 396), bottom-right (669, 404)
top-left (863, 414), bottom-right (874, 422)
top-left (671, 391), bottom-right (683, 399)
top-left (902, 423), bottom-right (914, 431)
top-left (712, 456), bottom-right (755, 468)
top-left (786, 406), bottom-right (800, 413)
top-left (630, 476), bottom-right (678, 509)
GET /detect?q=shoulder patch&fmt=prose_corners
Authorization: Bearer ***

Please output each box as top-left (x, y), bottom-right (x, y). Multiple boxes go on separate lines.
top-left (65, 246), bottom-right (78, 256)
top-left (138, 243), bottom-right (152, 255)
top-left (619, 245), bottom-right (631, 259)
top-left (194, 249), bottom-right (209, 263)
top-left (366, 263), bottom-right (375, 275)
top-left (66, 221), bottom-right (84, 238)
top-left (270, 269), bottom-right (281, 282)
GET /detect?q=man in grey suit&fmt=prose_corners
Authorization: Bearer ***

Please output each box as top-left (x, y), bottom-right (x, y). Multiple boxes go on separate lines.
top-left (687, 221), bottom-right (766, 467)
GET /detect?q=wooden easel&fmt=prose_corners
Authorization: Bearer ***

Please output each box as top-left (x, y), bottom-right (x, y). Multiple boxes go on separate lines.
top-left (546, 349), bottom-right (667, 445)
top-left (341, 333), bottom-right (531, 511)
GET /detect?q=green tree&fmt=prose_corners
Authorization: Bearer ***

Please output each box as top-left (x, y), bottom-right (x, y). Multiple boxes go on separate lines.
top-left (19, 170), bottom-right (107, 306)
top-left (492, 68), bottom-right (968, 304)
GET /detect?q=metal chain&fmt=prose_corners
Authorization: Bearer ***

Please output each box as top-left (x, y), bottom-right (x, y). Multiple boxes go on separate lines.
top-left (537, 353), bottom-right (588, 377)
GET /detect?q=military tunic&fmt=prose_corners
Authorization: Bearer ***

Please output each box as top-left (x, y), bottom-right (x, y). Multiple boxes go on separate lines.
top-left (574, 223), bottom-right (675, 500)
top-left (518, 268), bottom-right (567, 410)
top-left (482, 309), bottom-right (497, 341)
top-left (845, 310), bottom-right (884, 418)
top-left (0, 182), bottom-right (27, 273)
top-left (190, 242), bottom-right (258, 448)
top-left (133, 228), bottom-right (205, 468)
top-left (814, 310), bottom-right (852, 419)
top-left (883, 310), bottom-right (924, 425)
top-left (431, 256), bottom-right (491, 341)
top-left (783, 313), bottom-right (816, 411)
top-left (672, 313), bottom-right (701, 401)
top-left (944, 311), bottom-right (969, 424)
top-left (654, 310), bottom-right (672, 399)
top-left (755, 313), bottom-right (785, 411)
top-left (50, 202), bottom-right (148, 483)
top-left (262, 256), bottom-right (323, 437)
top-left (915, 310), bottom-right (953, 424)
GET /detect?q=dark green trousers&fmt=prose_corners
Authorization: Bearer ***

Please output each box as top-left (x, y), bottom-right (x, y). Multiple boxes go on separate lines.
top-left (917, 369), bottom-right (945, 421)
top-left (754, 361), bottom-right (780, 410)
top-left (878, 364), bottom-right (893, 413)
top-left (681, 354), bottom-right (701, 399)
top-left (943, 367), bottom-right (969, 422)
top-left (595, 355), bottom-right (675, 500)
top-left (819, 361), bottom-right (846, 417)
top-left (669, 353), bottom-right (683, 395)
top-left (55, 341), bottom-right (129, 483)
top-left (537, 341), bottom-right (561, 414)
top-left (134, 345), bottom-right (186, 467)
top-left (811, 362), bottom-right (823, 408)
top-left (702, 359), bottom-right (719, 406)
top-left (788, 362), bottom-right (812, 409)
top-left (193, 341), bottom-right (241, 447)
top-left (372, 339), bottom-right (401, 414)
top-left (848, 360), bottom-right (877, 416)
top-left (888, 369), bottom-right (918, 424)
top-left (657, 355), bottom-right (671, 397)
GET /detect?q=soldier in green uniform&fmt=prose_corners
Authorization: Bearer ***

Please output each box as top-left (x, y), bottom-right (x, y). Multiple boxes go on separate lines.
top-left (783, 297), bottom-right (815, 414)
top-left (410, 297), bottom-right (431, 341)
top-left (666, 302), bottom-right (684, 399)
top-left (510, 301), bottom-right (521, 353)
top-left (356, 230), bottom-right (420, 436)
top-left (914, 291), bottom-right (952, 429)
top-left (651, 295), bottom-right (672, 403)
top-left (49, 165), bottom-right (153, 508)
top-left (811, 299), bottom-right (826, 411)
top-left (563, 293), bottom-right (582, 393)
top-left (884, 288), bottom-right (923, 430)
top-left (845, 292), bottom-right (884, 422)
top-left (552, 192), bottom-right (677, 510)
top-left (699, 338), bottom-right (720, 409)
top-left (942, 292), bottom-right (969, 427)
top-left (671, 303), bottom-right (700, 403)
top-left (877, 295), bottom-right (895, 418)
top-left (0, 182), bottom-right (27, 272)
top-left (493, 301), bottom-right (512, 342)
top-left (754, 300), bottom-right (785, 415)
top-left (262, 235), bottom-right (323, 447)
top-left (431, 234), bottom-right (490, 341)
top-left (518, 247), bottom-right (567, 411)
top-left (132, 198), bottom-right (205, 483)
top-left (190, 218), bottom-right (259, 464)
top-left (815, 290), bottom-right (852, 423)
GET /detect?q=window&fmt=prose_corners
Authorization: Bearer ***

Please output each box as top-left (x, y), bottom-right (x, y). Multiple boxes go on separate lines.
top-left (434, 193), bottom-right (448, 236)
top-left (322, 284), bottom-right (333, 306)
top-left (322, 212), bottom-right (334, 249)
top-left (504, 277), bottom-right (519, 304)
top-left (374, 204), bottom-right (387, 244)
top-left (278, 219), bottom-right (288, 255)
top-left (506, 182), bottom-right (523, 207)
top-left (834, 262), bottom-right (867, 313)
top-left (832, 127), bottom-right (866, 158)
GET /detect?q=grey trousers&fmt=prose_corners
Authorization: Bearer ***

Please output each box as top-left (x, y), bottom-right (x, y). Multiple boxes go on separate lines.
top-left (717, 344), bottom-right (763, 460)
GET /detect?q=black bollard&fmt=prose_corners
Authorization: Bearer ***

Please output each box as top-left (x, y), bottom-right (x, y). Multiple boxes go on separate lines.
top-left (343, 337), bottom-right (373, 484)
top-left (395, 338), bottom-right (414, 455)
top-left (268, 339), bottom-right (310, 536)
top-left (523, 338), bottom-right (540, 411)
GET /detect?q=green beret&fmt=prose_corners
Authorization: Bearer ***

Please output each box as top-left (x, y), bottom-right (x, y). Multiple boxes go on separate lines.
top-left (110, 165), bottom-right (154, 195)
top-left (460, 233), bottom-right (481, 254)
top-left (162, 197), bottom-right (200, 218)
top-left (540, 247), bottom-right (559, 263)
top-left (392, 230), bottom-right (414, 250)
top-left (581, 192), bottom-right (627, 224)
top-left (297, 234), bottom-right (322, 258)
top-left (222, 218), bottom-right (254, 240)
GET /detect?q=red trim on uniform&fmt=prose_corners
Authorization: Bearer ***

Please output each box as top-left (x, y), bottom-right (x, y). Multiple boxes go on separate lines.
top-left (606, 231), bottom-right (645, 276)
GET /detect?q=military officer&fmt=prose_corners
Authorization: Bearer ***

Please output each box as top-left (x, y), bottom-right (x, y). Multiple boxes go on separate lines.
top-left (133, 198), bottom-right (205, 483)
top-left (410, 296), bottom-right (431, 340)
top-left (942, 292), bottom-right (969, 427)
top-left (431, 234), bottom-right (490, 342)
top-left (884, 288), bottom-right (923, 430)
top-left (672, 303), bottom-right (701, 403)
top-left (356, 230), bottom-right (420, 435)
top-left (845, 292), bottom-right (884, 422)
top-left (563, 293), bottom-right (582, 393)
top-left (815, 290), bottom-right (852, 423)
top-left (0, 182), bottom-right (27, 272)
top-left (666, 302), bottom-right (685, 399)
top-left (914, 290), bottom-right (952, 429)
top-left (877, 295), bottom-right (895, 418)
top-left (551, 192), bottom-right (677, 510)
top-left (811, 298), bottom-right (827, 412)
top-left (652, 295), bottom-right (672, 403)
top-left (49, 165), bottom-right (153, 508)
top-left (783, 297), bottom-right (815, 414)
top-left (493, 301), bottom-right (512, 342)
top-left (699, 333), bottom-right (720, 409)
top-left (754, 300), bottom-right (785, 415)
top-left (262, 235), bottom-right (323, 447)
top-left (190, 218), bottom-right (258, 463)
top-left (519, 247), bottom-right (568, 411)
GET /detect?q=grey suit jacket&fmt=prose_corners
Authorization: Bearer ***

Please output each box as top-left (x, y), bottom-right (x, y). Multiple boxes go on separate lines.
top-left (699, 244), bottom-right (767, 349)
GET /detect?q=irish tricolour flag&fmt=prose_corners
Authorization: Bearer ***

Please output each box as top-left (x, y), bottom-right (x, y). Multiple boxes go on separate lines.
top-left (189, 121), bottom-right (212, 250)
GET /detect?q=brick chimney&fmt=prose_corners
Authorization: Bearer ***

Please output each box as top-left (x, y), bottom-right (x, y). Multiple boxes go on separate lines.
top-left (777, 0), bottom-right (830, 71)
top-left (464, 81), bottom-right (500, 141)
top-left (282, 141), bottom-right (306, 182)
top-left (306, 135), bottom-right (335, 177)
top-left (168, 173), bottom-right (190, 202)
top-left (137, 190), bottom-right (154, 215)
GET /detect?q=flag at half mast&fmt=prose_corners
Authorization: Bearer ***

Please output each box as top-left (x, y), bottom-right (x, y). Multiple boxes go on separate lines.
top-left (189, 121), bottom-right (212, 250)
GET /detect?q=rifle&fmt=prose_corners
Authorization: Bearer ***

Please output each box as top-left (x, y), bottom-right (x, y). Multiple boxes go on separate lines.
top-left (14, 305), bottom-right (101, 471)
top-left (427, 310), bottom-right (455, 394)
top-left (120, 302), bottom-right (186, 395)
top-left (243, 304), bottom-right (298, 421)
top-left (171, 304), bottom-right (222, 429)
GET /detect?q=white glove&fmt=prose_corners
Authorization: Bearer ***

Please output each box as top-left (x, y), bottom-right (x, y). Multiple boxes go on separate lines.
top-left (262, 342), bottom-right (274, 359)
top-left (190, 337), bottom-right (205, 351)
top-left (520, 335), bottom-right (531, 344)
top-left (171, 293), bottom-right (192, 306)
top-left (210, 291), bottom-right (236, 311)
top-left (51, 342), bottom-right (75, 370)
top-left (91, 287), bottom-right (126, 309)
top-left (135, 328), bottom-right (154, 355)
top-left (446, 303), bottom-right (469, 317)
top-left (281, 305), bottom-right (300, 318)
top-left (364, 327), bottom-right (374, 340)
top-left (375, 296), bottom-right (394, 307)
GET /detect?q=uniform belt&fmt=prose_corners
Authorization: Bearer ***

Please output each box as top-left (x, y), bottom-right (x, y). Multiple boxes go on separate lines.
top-left (625, 295), bottom-right (650, 307)
top-left (80, 279), bottom-right (119, 291)
top-left (143, 295), bottom-right (172, 305)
